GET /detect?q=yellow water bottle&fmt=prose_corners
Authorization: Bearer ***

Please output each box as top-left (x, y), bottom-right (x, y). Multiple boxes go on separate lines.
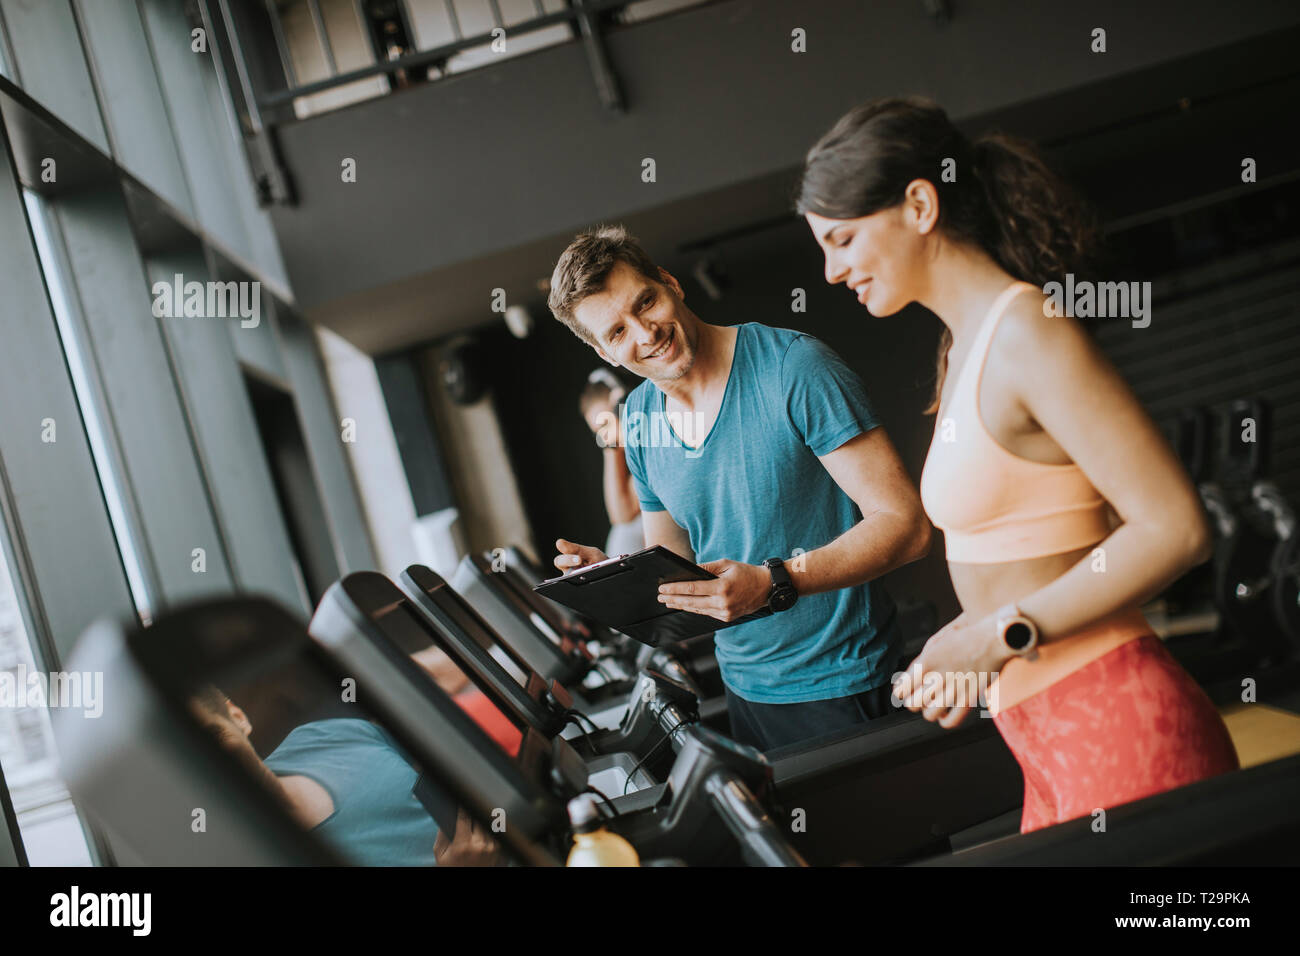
top-left (565, 794), bottom-right (640, 867)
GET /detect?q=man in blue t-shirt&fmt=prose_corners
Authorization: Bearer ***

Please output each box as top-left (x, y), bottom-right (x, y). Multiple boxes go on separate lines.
top-left (546, 226), bottom-right (931, 751)
top-left (188, 688), bottom-right (501, 865)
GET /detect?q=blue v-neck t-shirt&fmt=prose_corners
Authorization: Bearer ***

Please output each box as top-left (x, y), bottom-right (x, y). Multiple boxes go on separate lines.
top-left (623, 323), bottom-right (899, 703)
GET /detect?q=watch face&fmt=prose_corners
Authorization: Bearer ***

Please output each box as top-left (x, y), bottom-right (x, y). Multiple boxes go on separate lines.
top-left (770, 586), bottom-right (797, 613)
top-left (1004, 620), bottom-right (1034, 651)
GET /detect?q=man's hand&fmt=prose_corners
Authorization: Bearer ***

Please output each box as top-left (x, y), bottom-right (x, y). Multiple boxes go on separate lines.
top-left (891, 613), bottom-right (1010, 730)
top-left (657, 559), bottom-right (771, 622)
top-left (554, 538), bottom-right (607, 572)
top-left (434, 810), bottom-right (504, 867)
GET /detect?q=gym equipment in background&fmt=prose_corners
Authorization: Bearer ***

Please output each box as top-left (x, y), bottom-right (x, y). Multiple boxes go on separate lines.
top-left (1155, 399), bottom-right (1300, 682)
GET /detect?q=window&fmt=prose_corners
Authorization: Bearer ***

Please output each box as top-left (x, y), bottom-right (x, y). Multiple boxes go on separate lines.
top-left (244, 372), bottom-right (339, 606)
top-left (23, 190), bottom-right (154, 625)
top-left (0, 14), bottom-right (10, 80)
top-left (0, 518), bottom-right (92, 866)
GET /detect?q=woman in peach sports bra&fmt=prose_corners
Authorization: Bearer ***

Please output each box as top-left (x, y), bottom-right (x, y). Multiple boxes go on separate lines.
top-left (797, 97), bottom-right (1238, 833)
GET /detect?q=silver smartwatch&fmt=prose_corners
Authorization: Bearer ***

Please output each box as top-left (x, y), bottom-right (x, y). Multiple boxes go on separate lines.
top-left (995, 603), bottom-right (1039, 657)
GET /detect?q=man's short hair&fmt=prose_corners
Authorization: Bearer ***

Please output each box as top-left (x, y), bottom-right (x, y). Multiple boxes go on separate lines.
top-left (191, 684), bottom-right (230, 717)
top-left (547, 225), bottom-right (663, 344)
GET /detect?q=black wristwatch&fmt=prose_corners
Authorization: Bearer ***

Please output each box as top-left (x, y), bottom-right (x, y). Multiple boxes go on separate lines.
top-left (763, 557), bottom-right (798, 613)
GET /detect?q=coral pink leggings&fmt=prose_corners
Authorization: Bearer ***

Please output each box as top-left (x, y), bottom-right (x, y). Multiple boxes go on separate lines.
top-left (993, 635), bottom-right (1239, 833)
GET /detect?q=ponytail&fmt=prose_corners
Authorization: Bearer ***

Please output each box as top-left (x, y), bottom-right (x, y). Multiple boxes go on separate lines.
top-left (971, 132), bottom-right (1099, 289)
top-left (796, 98), bottom-right (1099, 415)
top-left (922, 133), bottom-right (1099, 414)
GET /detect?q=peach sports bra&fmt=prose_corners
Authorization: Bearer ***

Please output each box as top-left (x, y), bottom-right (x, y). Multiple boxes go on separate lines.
top-left (919, 281), bottom-right (1110, 564)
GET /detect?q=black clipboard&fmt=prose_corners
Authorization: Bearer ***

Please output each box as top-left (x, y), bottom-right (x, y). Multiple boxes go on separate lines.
top-left (532, 545), bottom-right (772, 646)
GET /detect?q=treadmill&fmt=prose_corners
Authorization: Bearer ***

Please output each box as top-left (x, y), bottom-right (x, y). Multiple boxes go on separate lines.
top-left (496, 546), bottom-right (611, 646)
top-left (769, 649), bottom-right (1300, 865)
top-left (454, 551), bottom-right (729, 730)
top-left (403, 565), bottom-right (717, 783)
top-left (58, 595), bottom-right (803, 866)
top-left (454, 554), bottom-right (627, 707)
top-left (463, 551), bottom-right (1032, 862)
top-left (319, 569), bottom-right (689, 796)
top-left (52, 596), bottom-right (558, 866)
top-left (497, 546), bottom-right (725, 700)
top-left (766, 709), bottom-right (1024, 864)
top-left (917, 751), bottom-right (1300, 865)
top-left (310, 578), bottom-right (807, 866)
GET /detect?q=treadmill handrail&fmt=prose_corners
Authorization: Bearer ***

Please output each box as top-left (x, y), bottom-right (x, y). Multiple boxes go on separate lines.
top-left (703, 772), bottom-right (808, 868)
top-left (768, 708), bottom-right (1000, 784)
top-left (918, 751), bottom-right (1300, 866)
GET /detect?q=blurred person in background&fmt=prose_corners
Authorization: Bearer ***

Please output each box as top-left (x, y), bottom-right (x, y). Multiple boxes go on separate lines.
top-left (581, 368), bottom-right (644, 558)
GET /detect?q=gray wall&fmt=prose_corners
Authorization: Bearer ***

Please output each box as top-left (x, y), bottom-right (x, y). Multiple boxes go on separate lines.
top-left (0, 0), bottom-right (376, 632)
top-left (148, 248), bottom-right (307, 612)
top-left (263, 0), bottom-right (1300, 349)
top-left (0, 0), bottom-right (378, 732)
top-left (55, 188), bottom-right (236, 606)
top-left (0, 0), bottom-right (108, 151)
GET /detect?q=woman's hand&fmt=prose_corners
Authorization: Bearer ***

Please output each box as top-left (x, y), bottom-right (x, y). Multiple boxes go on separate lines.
top-left (891, 613), bottom-right (1011, 729)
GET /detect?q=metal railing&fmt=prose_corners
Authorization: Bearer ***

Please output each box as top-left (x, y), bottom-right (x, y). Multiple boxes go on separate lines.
top-left (197, 0), bottom-right (713, 205)
top-left (250, 0), bottom-right (716, 115)
top-left (262, 0), bottom-right (621, 109)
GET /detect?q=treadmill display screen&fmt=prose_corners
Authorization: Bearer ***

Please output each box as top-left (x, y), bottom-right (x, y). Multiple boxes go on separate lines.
top-left (372, 602), bottom-right (524, 756)
top-left (425, 584), bottom-right (532, 689)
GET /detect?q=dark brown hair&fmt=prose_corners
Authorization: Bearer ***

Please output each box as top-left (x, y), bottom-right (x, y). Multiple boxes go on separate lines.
top-left (190, 684), bottom-right (230, 717)
top-left (579, 378), bottom-right (613, 417)
top-left (796, 97), bottom-right (1099, 413)
top-left (548, 225), bottom-right (664, 344)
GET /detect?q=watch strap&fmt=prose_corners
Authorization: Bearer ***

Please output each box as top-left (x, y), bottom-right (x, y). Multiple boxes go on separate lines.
top-left (764, 557), bottom-right (792, 588)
